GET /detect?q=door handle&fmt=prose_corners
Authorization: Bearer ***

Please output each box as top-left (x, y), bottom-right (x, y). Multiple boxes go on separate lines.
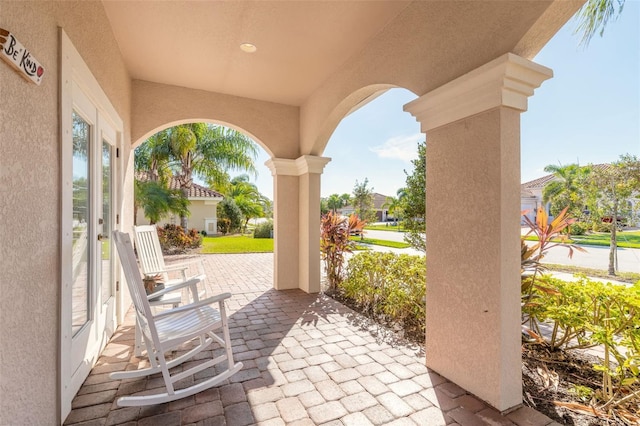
top-left (97, 234), bottom-right (104, 241)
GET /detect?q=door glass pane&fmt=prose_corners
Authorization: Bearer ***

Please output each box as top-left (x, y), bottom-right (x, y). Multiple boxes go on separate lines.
top-left (72, 112), bottom-right (91, 336)
top-left (101, 141), bottom-right (113, 302)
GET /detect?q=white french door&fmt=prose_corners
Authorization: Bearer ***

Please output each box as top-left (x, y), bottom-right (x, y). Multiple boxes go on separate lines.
top-left (61, 31), bottom-right (122, 420)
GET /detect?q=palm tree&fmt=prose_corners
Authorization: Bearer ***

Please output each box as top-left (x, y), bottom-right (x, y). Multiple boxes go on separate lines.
top-left (226, 174), bottom-right (267, 232)
top-left (326, 194), bottom-right (344, 213)
top-left (167, 123), bottom-right (259, 229)
top-left (134, 133), bottom-right (181, 224)
top-left (542, 163), bottom-right (591, 218)
top-left (382, 195), bottom-right (404, 225)
top-left (134, 131), bottom-right (171, 183)
top-left (576, 0), bottom-right (625, 46)
top-left (395, 187), bottom-right (407, 202)
top-left (134, 179), bottom-right (189, 225)
top-left (340, 193), bottom-right (351, 208)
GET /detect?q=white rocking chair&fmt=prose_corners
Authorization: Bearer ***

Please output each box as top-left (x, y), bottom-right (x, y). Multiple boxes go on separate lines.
top-left (111, 230), bottom-right (242, 406)
top-left (133, 224), bottom-right (206, 301)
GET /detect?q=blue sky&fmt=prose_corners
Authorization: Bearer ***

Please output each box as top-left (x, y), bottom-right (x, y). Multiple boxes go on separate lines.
top-left (247, 3), bottom-right (639, 200)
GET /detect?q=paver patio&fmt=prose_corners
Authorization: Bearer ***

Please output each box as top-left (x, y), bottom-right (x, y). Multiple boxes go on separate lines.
top-left (65, 253), bottom-right (559, 426)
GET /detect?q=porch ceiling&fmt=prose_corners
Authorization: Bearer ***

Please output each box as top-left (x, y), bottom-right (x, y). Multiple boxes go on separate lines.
top-left (102, 1), bottom-right (410, 105)
top-left (102, 1), bottom-right (576, 107)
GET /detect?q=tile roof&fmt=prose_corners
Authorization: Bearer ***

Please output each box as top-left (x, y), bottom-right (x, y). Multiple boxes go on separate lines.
top-left (521, 174), bottom-right (555, 190)
top-left (521, 163), bottom-right (614, 191)
top-left (136, 172), bottom-right (224, 199)
top-left (372, 193), bottom-right (391, 210)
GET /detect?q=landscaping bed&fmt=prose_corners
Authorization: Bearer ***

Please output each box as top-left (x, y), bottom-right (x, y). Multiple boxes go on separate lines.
top-left (329, 282), bottom-right (639, 425)
top-left (522, 344), bottom-right (638, 425)
top-left (324, 253), bottom-right (640, 426)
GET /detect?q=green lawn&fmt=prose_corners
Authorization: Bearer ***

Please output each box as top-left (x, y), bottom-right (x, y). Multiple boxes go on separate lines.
top-left (364, 224), bottom-right (406, 232)
top-left (542, 263), bottom-right (640, 284)
top-left (349, 236), bottom-right (410, 249)
top-left (571, 231), bottom-right (640, 249)
top-left (525, 231), bottom-right (640, 249)
top-left (201, 235), bottom-right (273, 253)
top-left (200, 234), bottom-right (408, 254)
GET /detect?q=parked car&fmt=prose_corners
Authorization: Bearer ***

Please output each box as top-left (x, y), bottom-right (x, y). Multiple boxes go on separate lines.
top-left (602, 215), bottom-right (627, 230)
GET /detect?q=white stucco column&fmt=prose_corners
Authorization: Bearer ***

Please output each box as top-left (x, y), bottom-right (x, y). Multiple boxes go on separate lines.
top-left (266, 155), bottom-right (331, 293)
top-left (404, 53), bottom-right (552, 412)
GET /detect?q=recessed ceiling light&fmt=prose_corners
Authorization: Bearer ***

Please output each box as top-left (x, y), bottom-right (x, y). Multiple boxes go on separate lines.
top-left (240, 43), bottom-right (257, 53)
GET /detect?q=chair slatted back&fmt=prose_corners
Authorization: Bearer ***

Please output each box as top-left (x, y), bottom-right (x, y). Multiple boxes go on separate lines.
top-left (133, 225), bottom-right (167, 280)
top-left (113, 231), bottom-right (158, 341)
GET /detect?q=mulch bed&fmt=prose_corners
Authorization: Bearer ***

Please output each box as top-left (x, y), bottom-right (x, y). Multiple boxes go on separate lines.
top-left (522, 344), bottom-right (615, 425)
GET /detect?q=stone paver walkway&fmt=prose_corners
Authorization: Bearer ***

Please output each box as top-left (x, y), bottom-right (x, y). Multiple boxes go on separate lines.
top-left (65, 253), bottom-right (559, 426)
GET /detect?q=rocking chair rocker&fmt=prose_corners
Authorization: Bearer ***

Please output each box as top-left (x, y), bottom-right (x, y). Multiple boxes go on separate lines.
top-left (111, 230), bottom-right (243, 406)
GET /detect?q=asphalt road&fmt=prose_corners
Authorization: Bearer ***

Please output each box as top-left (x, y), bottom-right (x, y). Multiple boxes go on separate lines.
top-left (363, 229), bottom-right (407, 243)
top-left (539, 243), bottom-right (640, 273)
top-left (363, 228), bottom-right (640, 273)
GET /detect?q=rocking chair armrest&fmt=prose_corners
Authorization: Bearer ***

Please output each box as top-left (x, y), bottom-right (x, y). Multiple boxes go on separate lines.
top-left (153, 292), bottom-right (232, 318)
top-left (146, 277), bottom-right (202, 300)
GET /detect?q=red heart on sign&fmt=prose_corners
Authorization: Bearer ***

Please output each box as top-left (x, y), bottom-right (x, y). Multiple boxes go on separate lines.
top-left (37, 66), bottom-right (43, 77)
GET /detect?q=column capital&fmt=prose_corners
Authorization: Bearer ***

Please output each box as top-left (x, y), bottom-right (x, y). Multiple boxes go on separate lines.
top-left (404, 53), bottom-right (552, 132)
top-left (265, 155), bottom-right (331, 176)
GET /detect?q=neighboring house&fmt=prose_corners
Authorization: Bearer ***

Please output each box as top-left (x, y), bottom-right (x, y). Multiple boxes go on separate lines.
top-left (2, 2), bottom-right (584, 422)
top-left (521, 165), bottom-right (639, 226)
top-left (520, 174), bottom-right (555, 223)
top-left (136, 174), bottom-right (224, 234)
top-left (339, 193), bottom-right (391, 222)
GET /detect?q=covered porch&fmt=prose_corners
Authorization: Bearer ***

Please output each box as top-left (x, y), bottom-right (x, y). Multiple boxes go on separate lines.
top-left (0, 1), bottom-right (584, 424)
top-left (64, 253), bottom-right (556, 426)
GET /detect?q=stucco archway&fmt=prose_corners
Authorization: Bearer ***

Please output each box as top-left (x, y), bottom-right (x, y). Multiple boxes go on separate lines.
top-left (131, 114), bottom-right (274, 237)
top-left (131, 80), bottom-right (300, 159)
top-left (307, 84), bottom-right (401, 157)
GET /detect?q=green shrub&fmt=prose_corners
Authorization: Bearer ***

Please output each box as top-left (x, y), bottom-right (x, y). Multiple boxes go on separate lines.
top-left (217, 198), bottom-right (243, 234)
top-left (524, 275), bottom-right (640, 401)
top-left (156, 224), bottom-right (202, 253)
top-left (592, 221), bottom-right (612, 233)
top-left (217, 218), bottom-right (231, 235)
top-left (569, 221), bottom-right (588, 236)
top-left (340, 251), bottom-right (425, 338)
top-left (253, 221), bottom-right (273, 239)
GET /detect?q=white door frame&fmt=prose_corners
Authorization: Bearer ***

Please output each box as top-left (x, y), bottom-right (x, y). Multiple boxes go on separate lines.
top-left (60, 29), bottom-right (123, 420)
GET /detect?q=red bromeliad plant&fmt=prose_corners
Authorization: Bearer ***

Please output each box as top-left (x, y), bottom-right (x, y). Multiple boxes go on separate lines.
top-left (320, 212), bottom-right (365, 292)
top-left (521, 206), bottom-right (586, 316)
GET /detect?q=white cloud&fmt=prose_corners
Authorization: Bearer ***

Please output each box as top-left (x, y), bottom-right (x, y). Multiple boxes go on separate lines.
top-left (370, 133), bottom-right (422, 163)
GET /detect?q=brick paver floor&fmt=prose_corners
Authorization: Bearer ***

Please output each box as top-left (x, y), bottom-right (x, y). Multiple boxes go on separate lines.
top-left (65, 253), bottom-right (560, 426)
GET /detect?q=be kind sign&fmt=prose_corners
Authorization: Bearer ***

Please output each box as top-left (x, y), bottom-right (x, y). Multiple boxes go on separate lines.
top-left (0, 28), bottom-right (45, 85)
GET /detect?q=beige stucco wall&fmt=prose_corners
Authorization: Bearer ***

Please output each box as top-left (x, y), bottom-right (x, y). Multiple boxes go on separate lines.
top-left (425, 107), bottom-right (522, 410)
top-left (0, 1), bottom-right (132, 423)
top-left (272, 175), bottom-right (299, 289)
top-left (131, 80), bottom-right (300, 158)
top-left (299, 1), bottom-right (581, 157)
top-left (185, 200), bottom-right (219, 233)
